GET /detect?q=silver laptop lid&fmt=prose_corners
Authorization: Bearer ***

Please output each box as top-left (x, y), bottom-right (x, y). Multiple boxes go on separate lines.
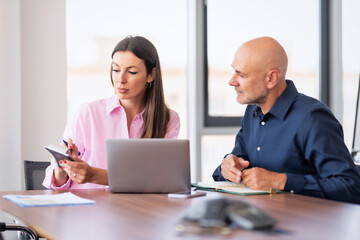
top-left (106, 139), bottom-right (191, 193)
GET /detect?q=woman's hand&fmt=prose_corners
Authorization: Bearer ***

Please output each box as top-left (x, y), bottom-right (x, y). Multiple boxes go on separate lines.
top-left (59, 138), bottom-right (92, 184)
top-left (61, 159), bottom-right (95, 184)
top-left (52, 157), bottom-right (69, 187)
top-left (52, 138), bottom-right (79, 187)
top-left (61, 138), bottom-right (108, 185)
top-left (53, 138), bottom-right (83, 186)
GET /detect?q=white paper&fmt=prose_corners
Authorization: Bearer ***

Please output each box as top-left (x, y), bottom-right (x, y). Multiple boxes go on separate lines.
top-left (3, 192), bottom-right (95, 207)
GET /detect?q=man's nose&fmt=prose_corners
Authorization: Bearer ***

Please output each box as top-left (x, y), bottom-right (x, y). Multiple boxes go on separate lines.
top-left (228, 74), bottom-right (239, 86)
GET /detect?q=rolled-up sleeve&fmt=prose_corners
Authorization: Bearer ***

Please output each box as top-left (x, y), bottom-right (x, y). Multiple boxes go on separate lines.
top-left (42, 163), bottom-right (72, 190)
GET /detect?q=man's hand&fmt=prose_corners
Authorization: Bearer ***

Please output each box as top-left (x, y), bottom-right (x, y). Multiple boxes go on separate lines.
top-left (221, 154), bottom-right (250, 183)
top-left (242, 167), bottom-right (287, 190)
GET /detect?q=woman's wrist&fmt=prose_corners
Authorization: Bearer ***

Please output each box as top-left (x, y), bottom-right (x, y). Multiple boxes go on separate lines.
top-left (53, 167), bottom-right (69, 187)
top-left (89, 167), bottom-right (108, 185)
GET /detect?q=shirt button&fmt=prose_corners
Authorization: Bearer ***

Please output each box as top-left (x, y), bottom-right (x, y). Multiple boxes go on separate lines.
top-left (257, 147), bottom-right (261, 151)
top-left (261, 121), bottom-right (265, 126)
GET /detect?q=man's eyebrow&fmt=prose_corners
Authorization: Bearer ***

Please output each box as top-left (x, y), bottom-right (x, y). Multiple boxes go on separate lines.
top-left (232, 67), bottom-right (245, 75)
top-left (231, 65), bottom-right (241, 73)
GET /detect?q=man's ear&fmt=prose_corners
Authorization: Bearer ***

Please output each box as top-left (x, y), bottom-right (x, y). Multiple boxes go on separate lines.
top-left (266, 69), bottom-right (280, 89)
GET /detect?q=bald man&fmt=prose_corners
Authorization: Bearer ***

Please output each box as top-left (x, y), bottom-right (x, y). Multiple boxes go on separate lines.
top-left (212, 37), bottom-right (360, 203)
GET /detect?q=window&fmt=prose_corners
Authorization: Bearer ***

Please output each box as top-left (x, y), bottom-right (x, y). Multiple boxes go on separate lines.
top-left (342, 0), bottom-right (360, 150)
top-left (66, 0), bottom-right (187, 138)
top-left (205, 0), bottom-right (319, 125)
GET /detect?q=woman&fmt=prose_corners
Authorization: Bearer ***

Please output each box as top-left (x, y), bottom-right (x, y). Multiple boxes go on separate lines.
top-left (43, 36), bottom-right (180, 189)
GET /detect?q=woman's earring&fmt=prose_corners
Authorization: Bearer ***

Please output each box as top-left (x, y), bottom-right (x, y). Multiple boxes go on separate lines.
top-left (147, 82), bottom-right (153, 88)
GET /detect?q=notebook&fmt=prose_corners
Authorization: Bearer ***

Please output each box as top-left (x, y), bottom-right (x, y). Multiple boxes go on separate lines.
top-left (106, 139), bottom-right (191, 193)
top-left (192, 181), bottom-right (281, 195)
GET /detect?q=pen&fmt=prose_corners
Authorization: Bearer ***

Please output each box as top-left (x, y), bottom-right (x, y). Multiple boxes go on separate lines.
top-left (62, 140), bottom-right (81, 156)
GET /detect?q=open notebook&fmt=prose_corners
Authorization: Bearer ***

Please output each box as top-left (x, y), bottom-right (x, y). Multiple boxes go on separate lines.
top-left (193, 181), bottom-right (281, 195)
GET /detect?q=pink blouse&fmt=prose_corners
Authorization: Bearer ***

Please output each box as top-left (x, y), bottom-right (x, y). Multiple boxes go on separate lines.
top-left (42, 95), bottom-right (180, 189)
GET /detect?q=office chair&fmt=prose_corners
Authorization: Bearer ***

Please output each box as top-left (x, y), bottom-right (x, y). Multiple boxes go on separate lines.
top-left (23, 160), bottom-right (50, 190)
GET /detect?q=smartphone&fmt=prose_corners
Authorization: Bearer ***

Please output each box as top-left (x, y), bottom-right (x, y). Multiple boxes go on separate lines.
top-left (44, 144), bottom-right (76, 168)
top-left (168, 191), bottom-right (206, 199)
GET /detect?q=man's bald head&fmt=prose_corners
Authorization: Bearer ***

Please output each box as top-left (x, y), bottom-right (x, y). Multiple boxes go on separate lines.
top-left (230, 37), bottom-right (289, 113)
top-left (235, 37), bottom-right (288, 80)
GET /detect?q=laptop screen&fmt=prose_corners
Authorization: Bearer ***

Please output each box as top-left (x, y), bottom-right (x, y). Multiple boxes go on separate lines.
top-left (106, 139), bottom-right (191, 193)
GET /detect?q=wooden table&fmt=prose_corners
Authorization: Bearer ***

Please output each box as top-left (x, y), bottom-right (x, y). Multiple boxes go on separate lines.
top-left (1, 189), bottom-right (360, 240)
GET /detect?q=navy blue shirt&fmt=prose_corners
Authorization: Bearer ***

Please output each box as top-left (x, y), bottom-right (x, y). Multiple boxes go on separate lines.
top-left (213, 80), bottom-right (360, 203)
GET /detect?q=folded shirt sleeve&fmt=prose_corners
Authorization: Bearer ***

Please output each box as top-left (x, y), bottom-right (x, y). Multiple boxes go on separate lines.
top-left (42, 162), bottom-right (71, 190)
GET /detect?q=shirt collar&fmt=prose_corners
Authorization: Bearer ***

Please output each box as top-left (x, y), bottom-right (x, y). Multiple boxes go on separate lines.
top-left (106, 95), bottom-right (122, 115)
top-left (268, 80), bottom-right (299, 120)
top-left (105, 95), bottom-right (145, 119)
top-left (253, 106), bottom-right (262, 117)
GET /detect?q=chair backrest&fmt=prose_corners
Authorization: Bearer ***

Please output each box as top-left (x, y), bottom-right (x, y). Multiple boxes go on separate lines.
top-left (23, 160), bottom-right (50, 190)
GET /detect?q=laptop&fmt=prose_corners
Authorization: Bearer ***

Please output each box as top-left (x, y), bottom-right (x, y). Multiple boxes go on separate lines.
top-left (106, 139), bottom-right (191, 193)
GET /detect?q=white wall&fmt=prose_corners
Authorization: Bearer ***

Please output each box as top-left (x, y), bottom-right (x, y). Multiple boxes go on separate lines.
top-left (20, 0), bottom-right (67, 162)
top-left (0, 0), bottom-right (67, 190)
top-left (0, 0), bottom-right (21, 190)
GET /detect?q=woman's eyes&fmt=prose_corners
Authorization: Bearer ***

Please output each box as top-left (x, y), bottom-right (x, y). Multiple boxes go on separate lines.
top-left (112, 69), bottom-right (137, 74)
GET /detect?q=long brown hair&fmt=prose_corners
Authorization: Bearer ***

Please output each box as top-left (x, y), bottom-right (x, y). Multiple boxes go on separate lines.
top-left (110, 36), bottom-right (170, 138)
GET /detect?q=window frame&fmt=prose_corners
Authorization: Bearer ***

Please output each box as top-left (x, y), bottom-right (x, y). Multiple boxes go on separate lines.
top-left (203, 1), bottom-right (242, 127)
top-left (203, 0), bottom-right (331, 127)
